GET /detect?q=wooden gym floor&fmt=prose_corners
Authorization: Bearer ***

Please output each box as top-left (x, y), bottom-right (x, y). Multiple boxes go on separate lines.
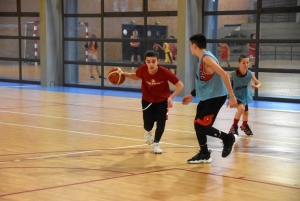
top-left (0, 82), bottom-right (299, 201)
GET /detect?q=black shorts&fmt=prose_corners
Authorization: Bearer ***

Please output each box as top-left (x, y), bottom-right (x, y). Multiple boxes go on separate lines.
top-left (195, 96), bottom-right (227, 126)
top-left (142, 99), bottom-right (168, 123)
top-left (131, 46), bottom-right (140, 55)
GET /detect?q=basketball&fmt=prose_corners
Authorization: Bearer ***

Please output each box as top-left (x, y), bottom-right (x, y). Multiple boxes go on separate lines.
top-left (153, 44), bottom-right (159, 51)
top-left (107, 67), bottom-right (126, 85)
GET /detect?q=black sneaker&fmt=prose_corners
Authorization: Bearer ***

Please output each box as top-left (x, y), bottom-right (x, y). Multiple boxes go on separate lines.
top-left (99, 76), bottom-right (107, 80)
top-left (222, 134), bottom-right (237, 158)
top-left (187, 150), bottom-right (212, 164)
top-left (90, 76), bottom-right (95, 80)
top-left (240, 125), bottom-right (253, 136)
top-left (228, 125), bottom-right (239, 135)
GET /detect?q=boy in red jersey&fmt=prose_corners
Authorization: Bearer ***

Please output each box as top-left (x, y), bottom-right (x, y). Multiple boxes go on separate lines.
top-left (124, 50), bottom-right (184, 154)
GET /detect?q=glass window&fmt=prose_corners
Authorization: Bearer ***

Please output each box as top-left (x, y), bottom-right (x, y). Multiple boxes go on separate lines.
top-left (0, 60), bottom-right (19, 79)
top-left (21, 0), bottom-right (39, 12)
top-left (64, 41), bottom-right (101, 62)
top-left (64, 17), bottom-right (101, 38)
top-left (204, 0), bottom-right (256, 11)
top-left (104, 42), bottom-right (143, 64)
top-left (206, 42), bottom-right (249, 68)
top-left (65, 64), bottom-right (106, 85)
top-left (147, 17), bottom-right (177, 39)
top-left (104, 17), bottom-right (144, 38)
top-left (258, 72), bottom-right (300, 99)
top-left (148, 0), bottom-right (177, 11)
top-left (204, 14), bottom-right (256, 39)
top-left (22, 61), bottom-right (40, 81)
top-left (259, 43), bottom-right (300, 69)
top-left (262, 0), bottom-right (298, 8)
top-left (21, 39), bottom-right (40, 59)
top-left (0, 39), bottom-right (19, 58)
top-left (148, 41), bottom-right (177, 66)
top-left (104, 0), bottom-right (143, 12)
top-left (0, 0), bottom-right (17, 12)
top-left (20, 17), bottom-right (40, 36)
top-left (0, 17), bottom-right (18, 36)
top-left (64, 0), bottom-right (101, 14)
top-left (260, 13), bottom-right (300, 39)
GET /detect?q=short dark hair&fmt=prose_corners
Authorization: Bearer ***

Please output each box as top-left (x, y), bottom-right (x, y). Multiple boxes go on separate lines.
top-left (250, 33), bottom-right (255, 39)
top-left (189, 34), bottom-right (206, 49)
top-left (238, 54), bottom-right (249, 62)
top-left (144, 50), bottom-right (159, 60)
top-left (170, 36), bottom-right (175, 39)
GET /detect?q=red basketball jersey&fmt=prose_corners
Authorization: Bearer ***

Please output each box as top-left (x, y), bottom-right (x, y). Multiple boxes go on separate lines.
top-left (136, 65), bottom-right (179, 103)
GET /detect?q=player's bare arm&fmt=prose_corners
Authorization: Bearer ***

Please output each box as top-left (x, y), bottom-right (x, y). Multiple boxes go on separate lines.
top-left (251, 74), bottom-right (262, 89)
top-left (124, 72), bottom-right (140, 80)
top-left (203, 56), bottom-right (237, 108)
top-left (170, 81), bottom-right (184, 100)
top-left (182, 94), bottom-right (193, 105)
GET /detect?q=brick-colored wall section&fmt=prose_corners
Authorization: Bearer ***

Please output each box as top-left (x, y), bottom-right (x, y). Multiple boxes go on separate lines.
top-left (218, 0), bottom-right (252, 28)
top-left (2, 0), bottom-right (292, 61)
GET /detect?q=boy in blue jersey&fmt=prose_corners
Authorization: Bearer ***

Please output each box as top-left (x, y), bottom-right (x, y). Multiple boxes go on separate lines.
top-left (228, 54), bottom-right (262, 136)
top-left (182, 34), bottom-right (238, 164)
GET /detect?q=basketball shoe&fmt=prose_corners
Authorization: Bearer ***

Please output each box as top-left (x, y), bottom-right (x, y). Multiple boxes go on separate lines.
top-left (222, 134), bottom-right (237, 158)
top-left (152, 142), bottom-right (162, 154)
top-left (90, 76), bottom-right (95, 80)
top-left (240, 124), bottom-right (253, 136)
top-left (228, 125), bottom-right (239, 135)
top-left (144, 130), bottom-right (153, 145)
top-left (187, 150), bottom-right (212, 164)
top-left (99, 76), bottom-right (107, 80)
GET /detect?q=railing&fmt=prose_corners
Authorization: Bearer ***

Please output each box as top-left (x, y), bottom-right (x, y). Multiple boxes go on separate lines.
top-left (260, 45), bottom-right (300, 61)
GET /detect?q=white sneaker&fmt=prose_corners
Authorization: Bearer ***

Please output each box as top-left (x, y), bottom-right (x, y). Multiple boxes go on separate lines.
top-left (144, 130), bottom-right (153, 145)
top-left (152, 143), bottom-right (162, 154)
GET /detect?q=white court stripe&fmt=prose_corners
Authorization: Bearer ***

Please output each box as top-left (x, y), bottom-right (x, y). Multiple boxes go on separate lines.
top-left (0, 110), bottom-right (300, 143)
top-left (28, 144), bottom-right (148, 160)
top-left (231, 150), bottom-right (300, 163)
top-left (0, 121), bottom-right (143, 141)
top-left (0, 122), bottom-right (196, 148)
top-left (0, 121), bottom-right (298, 163)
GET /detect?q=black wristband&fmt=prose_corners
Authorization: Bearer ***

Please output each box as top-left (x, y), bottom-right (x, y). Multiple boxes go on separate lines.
top-left (191, 89), bottom-right (196, 97)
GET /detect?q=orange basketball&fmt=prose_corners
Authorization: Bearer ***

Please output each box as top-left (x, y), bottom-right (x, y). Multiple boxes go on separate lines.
top-left (107, 67), bottom-right (126, 85)
top-left (153, 44), bottom-right (159, 51)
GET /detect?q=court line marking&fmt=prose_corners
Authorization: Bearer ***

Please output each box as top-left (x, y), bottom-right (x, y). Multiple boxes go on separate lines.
top-left (27, 144), bottom-right (149, 160)
top-left (0, 143), bottom-right (194, 164)
top-left (0, 167), bottom-right (299, 197)
top-left (0, 121), bottom-right (299, 164)
top-left (1, 86), bottom-right (300, 112)
top-left (1, 109), bottom-right (300, 141)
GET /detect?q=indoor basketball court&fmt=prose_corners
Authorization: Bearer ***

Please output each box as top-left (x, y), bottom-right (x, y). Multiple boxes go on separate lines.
top-left (0, 82), bottom-right (299, 200)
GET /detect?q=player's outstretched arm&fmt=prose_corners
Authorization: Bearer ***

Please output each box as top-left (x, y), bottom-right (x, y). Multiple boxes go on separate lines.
top-left (170, 81), bottom-right (184, 100)
top-left (167, 81), bottom-right (184, 108)
top-left (124, 72), bottom-right (140, 80)
top-left (203, 56), bottom-right (237, 108)
top-left (251, 74), bottom-right (262, 89)
top-left (182, 94), bottom-right (193, 105)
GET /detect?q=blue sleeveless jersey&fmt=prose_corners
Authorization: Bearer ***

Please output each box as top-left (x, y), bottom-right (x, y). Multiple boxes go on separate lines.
top-left (230, 70), bottom-right (253, 105)
top-left (195, 51), bottom-right (227, 101)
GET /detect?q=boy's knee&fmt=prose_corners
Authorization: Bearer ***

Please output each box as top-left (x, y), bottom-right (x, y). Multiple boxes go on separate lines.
top-left (238, 104), bottom-right (245, 112)
top-left (194, 123), bottom-right (207, 132)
